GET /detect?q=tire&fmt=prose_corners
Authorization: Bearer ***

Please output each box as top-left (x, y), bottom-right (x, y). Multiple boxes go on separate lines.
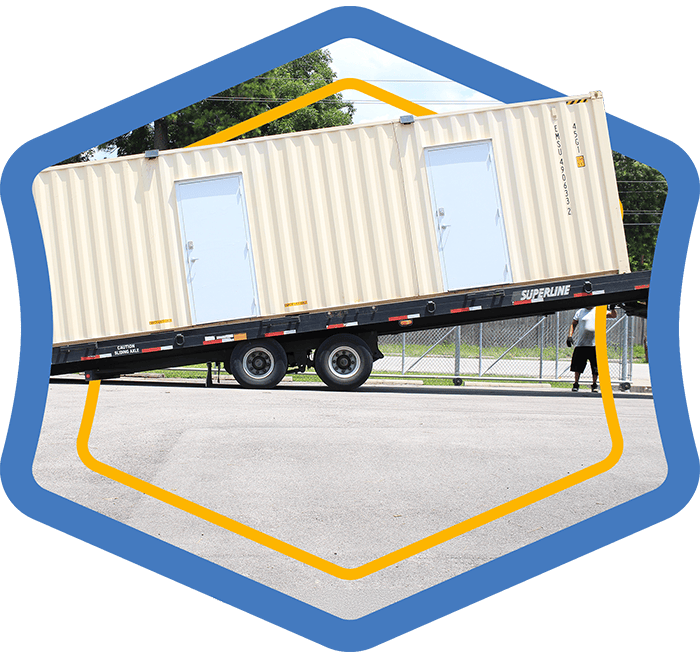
top-left (230, 339), bottom-right (288, 389)
top-left (314, 334), bottom-right (373, 391)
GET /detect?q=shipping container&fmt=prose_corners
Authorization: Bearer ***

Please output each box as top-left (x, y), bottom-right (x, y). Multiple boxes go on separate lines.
top-left (36, 92), bottom-right (646, 390)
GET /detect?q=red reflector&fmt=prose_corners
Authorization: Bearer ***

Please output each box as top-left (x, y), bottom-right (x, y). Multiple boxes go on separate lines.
top-left (388, 315), bottom-right (407, 321)
top-left (635, 284), bottom-right (650, 290)
top-left (450, 307), bottom-right (470, 313)
top-left (265, 331), bottom-right (284, 337)
top-left (142, 347), bottom-right (160, 353)
top-left (574, 292), bottom-right (593, 297)
top-left (326, 324), bottom-right (345, 330)
top-left (513, 299), bottom-right (531, 305)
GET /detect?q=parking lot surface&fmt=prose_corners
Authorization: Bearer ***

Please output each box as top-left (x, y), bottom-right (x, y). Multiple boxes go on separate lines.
top-left (34, 379), bottom-right (666, 618)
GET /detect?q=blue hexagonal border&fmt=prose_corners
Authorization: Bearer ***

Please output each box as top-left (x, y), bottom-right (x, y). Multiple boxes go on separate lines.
top-left (1, 7), bottom-right (698, 651)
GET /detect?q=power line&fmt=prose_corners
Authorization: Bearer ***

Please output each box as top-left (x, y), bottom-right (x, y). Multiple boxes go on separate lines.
top-left (206, 96), bottom-right (495, 105)
top-left (246, 77), bottom-right (472, 83)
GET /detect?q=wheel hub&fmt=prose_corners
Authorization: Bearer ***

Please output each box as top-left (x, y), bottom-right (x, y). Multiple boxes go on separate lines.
top-left (329, 347), bottom-right (360, 378)
top-left (243, 348), bottom-right (274, 379)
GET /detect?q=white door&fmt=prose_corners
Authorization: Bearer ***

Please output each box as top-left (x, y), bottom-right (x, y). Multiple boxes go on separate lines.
top-left (176, 174), bottom-right (259, 325)
top-left (425, 140), bottom-right (512, 291)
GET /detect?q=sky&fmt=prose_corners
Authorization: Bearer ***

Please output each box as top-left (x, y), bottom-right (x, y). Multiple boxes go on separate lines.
top-left (89, 39), bottom-right (497, 160)
top-left (325, 38), bottom-right (500, 123)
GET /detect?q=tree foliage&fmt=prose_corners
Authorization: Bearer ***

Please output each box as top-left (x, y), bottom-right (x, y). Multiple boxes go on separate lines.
top-left (613, 153), bottom-right (666, 271)
top-left (88, 49), bottom-right (354, 160)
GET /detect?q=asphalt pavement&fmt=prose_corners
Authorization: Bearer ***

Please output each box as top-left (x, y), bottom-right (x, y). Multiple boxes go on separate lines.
top-left (34, 379), bottom-right (665, 619)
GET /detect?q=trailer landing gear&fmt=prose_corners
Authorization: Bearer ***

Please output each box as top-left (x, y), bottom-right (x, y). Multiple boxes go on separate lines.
top-left (230, 339), bottom-right (288, 388)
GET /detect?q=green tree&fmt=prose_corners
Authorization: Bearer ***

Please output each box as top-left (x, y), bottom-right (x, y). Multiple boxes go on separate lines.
top-left (100, 49), bottom-right (354, 157)
top-left (613, 152), bottom-right (667, 271)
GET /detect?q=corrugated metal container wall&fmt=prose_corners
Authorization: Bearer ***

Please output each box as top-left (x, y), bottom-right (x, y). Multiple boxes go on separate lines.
top-left (401, 93), bottom-right (629, 284)
top-left (34, 160), bottom-right (192, 345)
top-left (35, 122), bottom-right (439, 345)
top-left (229, 122), bottom-right (433, 316)
top-left (33, 92), bottom-right (628, 346)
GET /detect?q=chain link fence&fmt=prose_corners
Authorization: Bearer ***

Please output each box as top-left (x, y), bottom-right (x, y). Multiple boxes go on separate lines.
top-left (375, 310), bottom-right (645, 387)
top-left (124, 310), bottom-right (645, 387)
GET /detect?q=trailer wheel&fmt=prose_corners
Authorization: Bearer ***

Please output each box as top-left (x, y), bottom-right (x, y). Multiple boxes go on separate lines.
top-left (230, 339), bottom-right (288, 388)
top-left (315, 334), bottom-right (373, 391)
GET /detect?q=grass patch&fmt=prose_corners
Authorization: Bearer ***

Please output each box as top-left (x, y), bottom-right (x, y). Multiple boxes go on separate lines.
top-left (380, 342), bottom-right (647, 363)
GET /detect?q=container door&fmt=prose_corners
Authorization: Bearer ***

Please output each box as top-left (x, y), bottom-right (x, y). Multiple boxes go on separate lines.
top-left (425, 140), bottom-right (512, 291)
top-left (176, 174), bottom-right (259, 325)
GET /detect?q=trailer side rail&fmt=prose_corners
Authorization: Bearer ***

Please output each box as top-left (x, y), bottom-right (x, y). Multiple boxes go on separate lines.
top-left (52, 271), bottom-right (651, 380)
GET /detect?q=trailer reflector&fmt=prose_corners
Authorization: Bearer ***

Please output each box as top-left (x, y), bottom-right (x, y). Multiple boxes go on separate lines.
top-left (265, 329), bottom-right (297, 337)
top-left (388, 314), bottom-right (420, 321)
top-left (326, 321), bottom-right (359, 329)
top-left (203, 332), bottom-right (248, 345)
top-left (450, 305), bottom-right (482, 313)
top-left (574, 289), bottom-right (605, 298)
top-left (80, 353), bottom-right (112, 361)
top-left (142, 345), bottom-right (174, 353)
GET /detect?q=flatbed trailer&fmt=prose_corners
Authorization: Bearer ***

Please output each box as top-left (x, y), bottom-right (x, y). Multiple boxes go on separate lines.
top-left (52, 269), bottom-right (650, 389)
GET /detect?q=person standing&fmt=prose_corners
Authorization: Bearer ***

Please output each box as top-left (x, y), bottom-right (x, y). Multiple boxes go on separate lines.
top-left (566, 305), bottom-right (617, 392)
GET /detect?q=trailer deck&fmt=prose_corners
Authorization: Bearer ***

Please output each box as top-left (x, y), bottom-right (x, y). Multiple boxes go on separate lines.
top-left (52, 270), bottom-right (651, 382)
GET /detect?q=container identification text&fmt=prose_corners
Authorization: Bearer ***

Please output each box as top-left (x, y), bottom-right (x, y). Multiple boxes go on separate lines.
top-left (553, 124), bottom-right (572, 216)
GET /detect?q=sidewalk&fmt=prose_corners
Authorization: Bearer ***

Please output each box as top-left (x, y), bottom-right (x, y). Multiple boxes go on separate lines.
top-left (375, 354), bottom-right (652, 393)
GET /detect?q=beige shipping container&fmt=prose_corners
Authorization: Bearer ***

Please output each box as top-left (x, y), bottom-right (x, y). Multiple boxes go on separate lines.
top-left (33, 91), bottom-right (629, 346)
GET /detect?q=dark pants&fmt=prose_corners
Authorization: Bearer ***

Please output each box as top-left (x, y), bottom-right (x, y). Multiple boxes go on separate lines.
top-left (570, 346), bottom-right (598, 376)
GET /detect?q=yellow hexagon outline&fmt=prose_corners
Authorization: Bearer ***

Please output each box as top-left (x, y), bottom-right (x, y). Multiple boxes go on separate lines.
top-left (185, 78), bottom-right (437, 148)
top-left (73, 82), bottom-right (624, 580)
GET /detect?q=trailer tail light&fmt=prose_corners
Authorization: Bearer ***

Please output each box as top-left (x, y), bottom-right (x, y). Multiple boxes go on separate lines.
top-left (388, 314), bottom-right (420, 322)
top-left (399, 319), bottom-right (413, 327)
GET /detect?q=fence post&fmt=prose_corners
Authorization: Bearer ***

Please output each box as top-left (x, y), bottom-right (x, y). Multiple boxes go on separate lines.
top-left (538, 316), bottom-right (544, 380)
top-left (627, 315), bottom-right (633, 382)
top-left (555, 312), bottom-right (560, 381)
top-left (479, 323), bottom-right (483, 377)
top-left (454, 326), bottom-right (461, 378)
top-left (621, 314), bottom-right (629, 383)
top-left (401, 332), bottom-right (406, 375)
